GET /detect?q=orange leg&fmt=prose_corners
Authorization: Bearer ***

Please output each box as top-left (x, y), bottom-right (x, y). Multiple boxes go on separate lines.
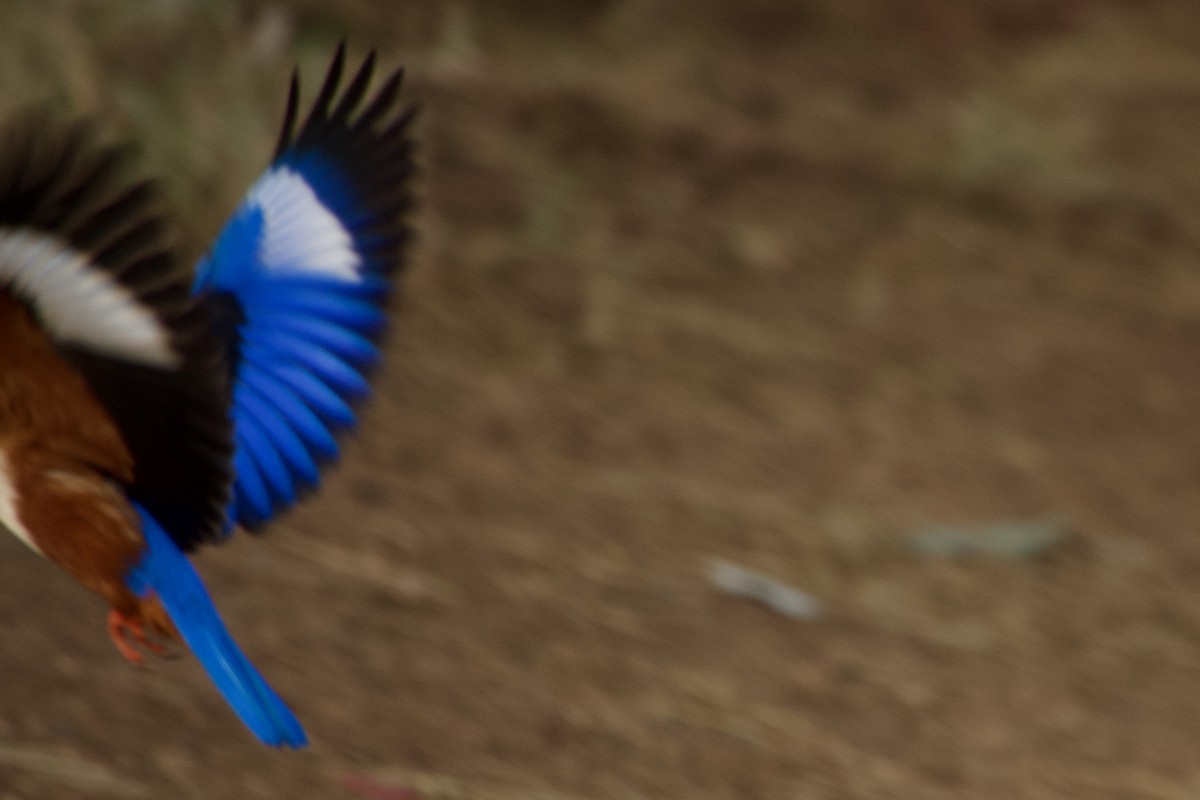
top-left (107, 607), bottom-right (170, 665)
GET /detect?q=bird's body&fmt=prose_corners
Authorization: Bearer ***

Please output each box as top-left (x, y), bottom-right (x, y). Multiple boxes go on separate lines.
top-left (0, 289), bottom-right (140, 581)
top-left (0, 44), bottom-right (416, 747)
top-left (0, 291), bottom-right (177, 658)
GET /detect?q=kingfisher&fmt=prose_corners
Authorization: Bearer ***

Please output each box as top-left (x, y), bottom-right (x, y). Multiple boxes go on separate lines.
top-left (0, 44), bottom-right (415, 748)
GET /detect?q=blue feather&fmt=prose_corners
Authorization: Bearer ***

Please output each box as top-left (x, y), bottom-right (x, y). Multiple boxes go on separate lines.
top-left (248, 287), bottom-right (387, 332)
top-left (271, 362), bottom-right (358, 429)
top-left (243, 347), bottom-right (342, 457)
top-left (249, 310), bottom-right (380, 365)
top-left (233, 380), bottom-right (299, 509)
top-left (194, 204), bottom-right (264, 290)
top-left (280, 152), bottom-right (354, 221)
top-left (232, 446), bottom-right (273, 526)
top-left (242, 328), bottom-right (370, 398)
top-left (237, 272), bottom-right (392, 302)
top-left (124, 506), bottom-right (308, 748)
top-left (235, 375), bottom-right (321, 489)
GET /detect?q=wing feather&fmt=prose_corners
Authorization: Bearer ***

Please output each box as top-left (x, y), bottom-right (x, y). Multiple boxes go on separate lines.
top-left (195, 46), bottom-right (415, 532)
top-left (0, 115), bottom-right (233, 548)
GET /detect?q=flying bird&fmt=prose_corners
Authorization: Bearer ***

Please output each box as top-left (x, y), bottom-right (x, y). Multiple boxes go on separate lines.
top-left (0, 44), bottom-right (416, 748)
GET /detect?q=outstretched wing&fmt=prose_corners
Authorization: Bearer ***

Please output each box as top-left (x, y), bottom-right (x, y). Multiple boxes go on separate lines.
top-left (0, 114), bottom-right (233, 548)
top-left (194, 44), bottom-right (417, 531)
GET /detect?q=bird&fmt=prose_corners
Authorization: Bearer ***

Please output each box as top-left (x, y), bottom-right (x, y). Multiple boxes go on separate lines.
top-left (0, 43), bottom-right (416, 748)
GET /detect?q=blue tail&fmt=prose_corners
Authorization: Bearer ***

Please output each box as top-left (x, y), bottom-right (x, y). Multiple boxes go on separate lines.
top-left (125, 505), bottom-right (308, 748)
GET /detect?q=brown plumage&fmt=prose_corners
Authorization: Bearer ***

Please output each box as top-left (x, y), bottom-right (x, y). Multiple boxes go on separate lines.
top-left (0, 291), bottom-right (175, 660)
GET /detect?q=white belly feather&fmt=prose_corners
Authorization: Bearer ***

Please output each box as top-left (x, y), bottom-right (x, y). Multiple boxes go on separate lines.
top-left (0, 449), bottom-right (42, 555)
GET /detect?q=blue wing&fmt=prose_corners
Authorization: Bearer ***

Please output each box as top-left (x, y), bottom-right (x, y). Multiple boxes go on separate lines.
top-left (194, 44), bottom-right (416, 531)
top-left (125, 505), bottom-right (307, 748)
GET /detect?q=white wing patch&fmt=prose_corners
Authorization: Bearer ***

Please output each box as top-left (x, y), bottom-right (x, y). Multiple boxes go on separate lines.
top-left (248, 167), bottom-right (362, 282)
top-left (0, 450), bottom-right (41, 556)
top-left (0, 229), bottom-right (179, 368)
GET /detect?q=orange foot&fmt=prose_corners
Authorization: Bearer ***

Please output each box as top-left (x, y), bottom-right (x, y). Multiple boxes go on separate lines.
top-left (107, 598), bottom-right (177, 665)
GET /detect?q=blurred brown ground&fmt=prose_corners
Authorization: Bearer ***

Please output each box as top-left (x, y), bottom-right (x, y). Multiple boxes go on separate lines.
top-left (2, 1), bottom-right (1200, 797)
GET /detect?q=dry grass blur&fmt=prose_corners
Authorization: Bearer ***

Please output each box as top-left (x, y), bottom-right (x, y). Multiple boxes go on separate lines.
top-left (3, 0), bottom-right (1200, 797)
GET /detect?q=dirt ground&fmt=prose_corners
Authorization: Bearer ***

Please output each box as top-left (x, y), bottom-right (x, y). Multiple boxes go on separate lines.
top-left (4, 1), bottom-right (1200, 798)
